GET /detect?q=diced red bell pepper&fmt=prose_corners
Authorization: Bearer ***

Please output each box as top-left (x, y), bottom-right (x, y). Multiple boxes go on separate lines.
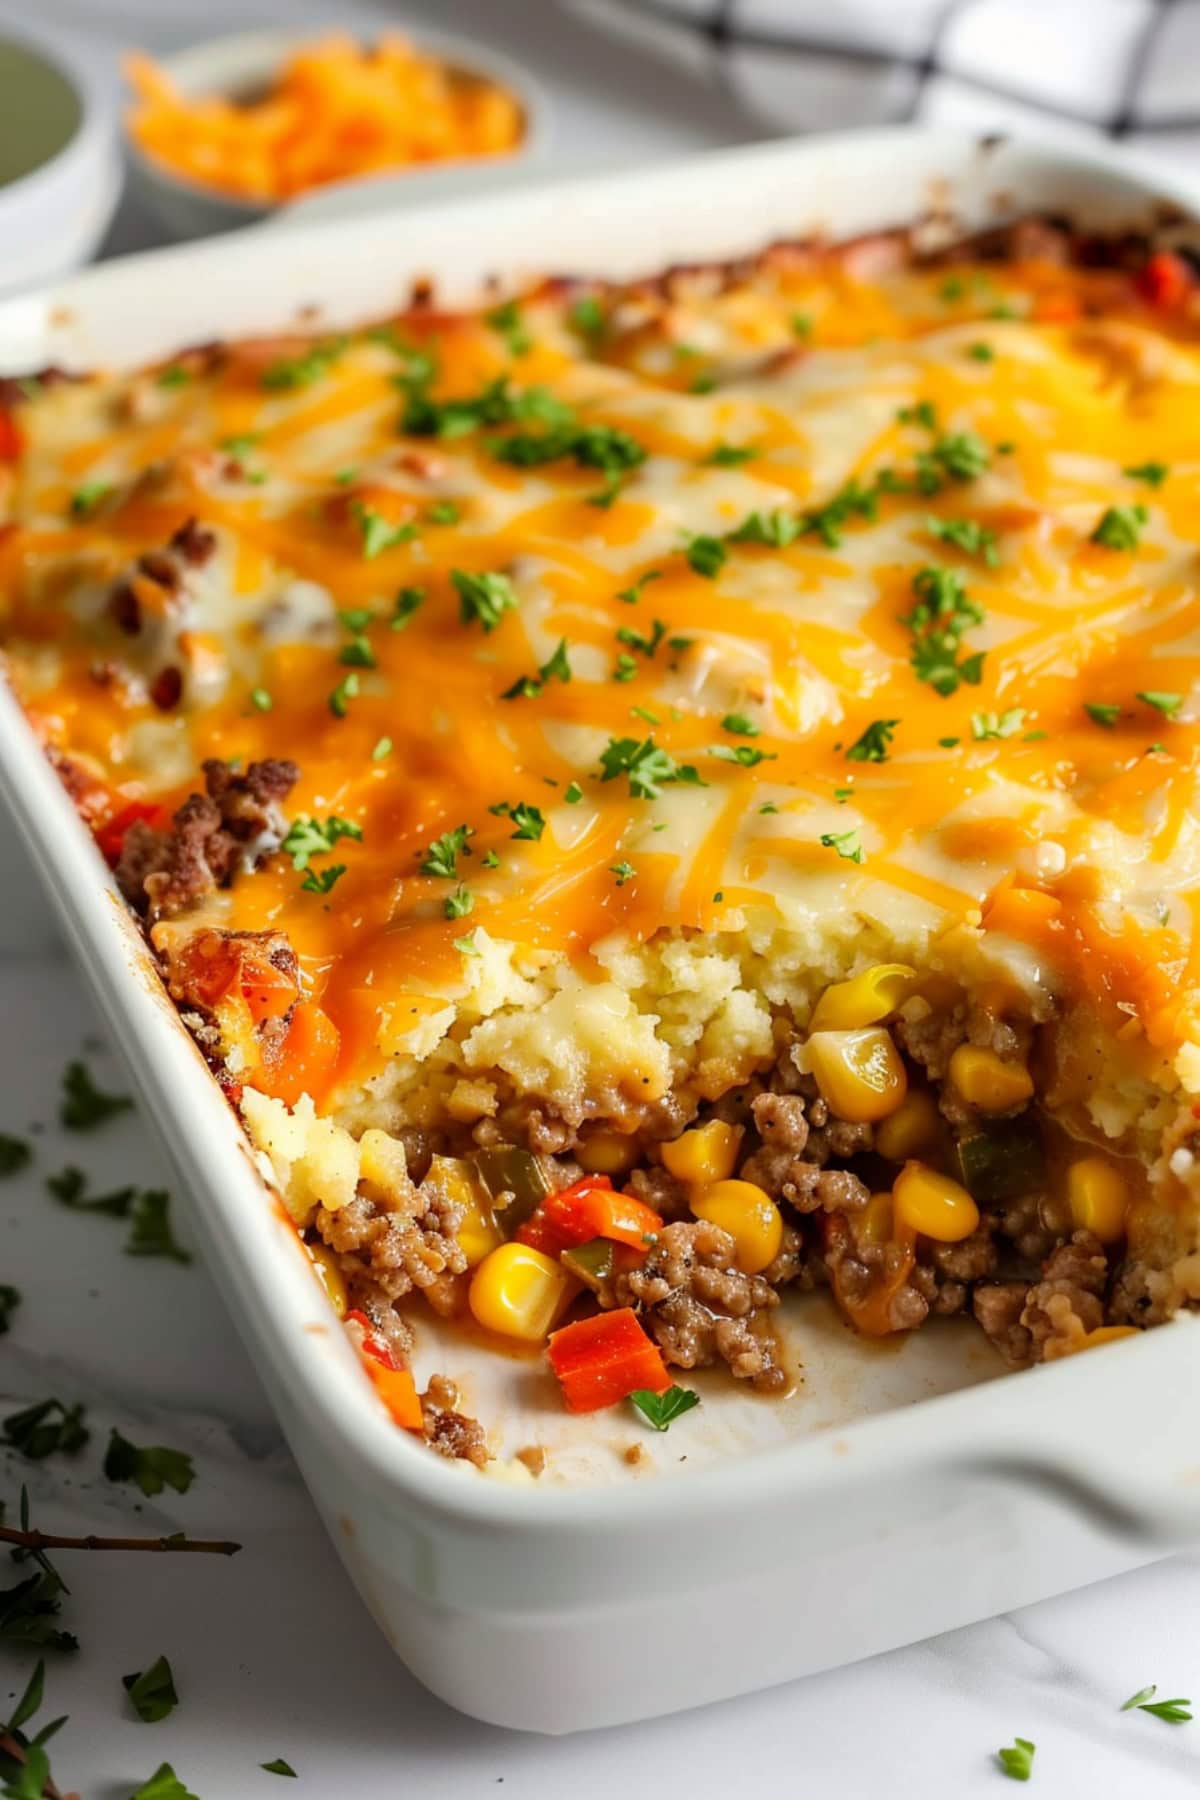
top-left (253, 1001), bottom-right (340, 1106)
top-left (547, 1307), bottom-right (672, 1414)
top-left (518, 1175), bottom-right (662, 1256)
top-left (0, 410), bottom-right (21, 464)
top-left (345, 1307), bottom-right (396, 1368)
top-left (1137, 250), bottom-right (1193, 311)
top-left (344, 1310), bottom-right (424, 1429)
top-left (95, 800), bottom-right (166, 865)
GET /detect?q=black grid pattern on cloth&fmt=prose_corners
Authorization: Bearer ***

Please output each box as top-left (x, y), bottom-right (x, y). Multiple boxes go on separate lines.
top-left (585, 0), bottom-right (1200, 138)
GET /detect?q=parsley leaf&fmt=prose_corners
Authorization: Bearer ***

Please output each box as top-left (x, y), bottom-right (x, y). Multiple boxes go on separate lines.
top-left (597, 736), bottom-right (703, 798)
top-left (502, 637), bottom-right (573, 699)
top-left (328, 672), bottom-right (359, 717)
top-left (250, 686), bottom-right (273, 713)
top-left (1121, 1684), bottom-right (1192, 1723)
top-left (728, 507), bottom-right (799, 549)
top-left (123, 1655), bottom-right (180, 1724)
top-left (629, 1385), bottom-right (700, 1430)
top-left (261, 338), bottom-right (345, 391)
top-left (453, 568), bottom-right (518, 632)
top-left (1085, 701), bottom-right (1121, 728)
top-left (486, 299), bottom-right (531, 356)
top-left (685, 535), bottom-right (727, 579)
top-left (371, 737), bottom-right (392, 760)
top-left (282, 815), bottom-right (362, 872)
top-left (569, 294), bottom-right (607, 343)
top-left (616, 571), bottom-right (661, 606)
top-left (125, 1190), bottom-right (191, 1264)
top-left (610, 861), bottom-right (635, 886)
top-left (420, 824), bottom-right (474, 879)
top-left (970, 707), bottom-right (1026, 741)
top-left (444, 884), bottom-right (474, 920)
top-left (3, 1399), bottom-right (89, 1461)
top-left (70, 480), bottom-right (112, 519)
top-left (845, 719), bottom-right (898, 763)
top-left (721, 712), bottom-right (760, 737)
top-left (1124, 461), bottom-right (1168, 487)
top-left (46, 1165), bottom-right (134, 1216)
top-left (704, 443), bottom-right (757, 467)
top-left (917, 429), bottom-right (991, 490)
top-left (128, 1763), bottom-right (200, 1800)
top-left (300, 864), bottom-right (346, 895)
top-left (925, 514), bottom-right (999, 565)
top-left (996, 1737), bottom-right (1036, 1781)
top-left (1092, 504), bottom-right (1147, 549)
top-left (901, 565), bottom-right (986, 697)
top-left (354, 504), bottom-right (416, 560)
top-left (0, 1134), bottom-right (31, 1177)
top-left (820, 828), bottom-right (865, 865)
top-left (708, 744), bottom-right (776, 768)
top-left (967, 341), bottom-right (994, 362)
top-left (616, 618), bottom-right (668, 660)
top-left (564, 781), bottom-right (583, 804)
top-left (60, 1060), bottom-right (133, 1131)
top-left (492, 801), bottom-right (545, 842)
top-left (104, 1429), bottom-right (195, 1497)
top-left (262, 1760), bottom-right (298, 1778)
top-left (1138, 690), bottom-right (1182, 718)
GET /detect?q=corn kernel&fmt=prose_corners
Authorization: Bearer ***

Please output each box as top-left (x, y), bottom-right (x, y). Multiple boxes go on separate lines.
top-left (810, 963), bottom-right (915, 1032)
top-left (468, 1242), bottom-right (572, 1341)
top-left (875, 1088), bottom-right (941, 1162)
top-left (806, 1027), bottom-right (908, 1124)
top-left (576, 1131), bottom-right (640, 1177)
top-left (1066, 1156), bottom-right (1128, 1244)
top-left (307, 1242), bottom-right (347, 1318)
top-left (661, 1119), bottom-right (743, 1184)
top-left (947, 1044), bottom-right (1034, 1114)
top-left (690, 1178), bottom-right (783, 1274)
top-left (429, 1154), bottom-right (501, 1267)
top-left (893, 1160), bottom-right (980, 1243)
top-left (1076, 1324), bottom-right (1139, 1352)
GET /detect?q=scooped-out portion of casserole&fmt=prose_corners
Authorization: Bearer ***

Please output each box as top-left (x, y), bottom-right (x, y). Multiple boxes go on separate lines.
top-left (5, 215), bottom-right (1200, 1471)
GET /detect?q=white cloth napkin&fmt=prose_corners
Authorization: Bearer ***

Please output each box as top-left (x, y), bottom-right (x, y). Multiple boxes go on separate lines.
top-left (569, 0), bottom-right (1200, 184)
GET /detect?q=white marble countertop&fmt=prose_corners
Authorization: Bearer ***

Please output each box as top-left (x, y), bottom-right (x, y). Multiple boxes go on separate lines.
top-left (3, 0), bottom-right (1200, 1792)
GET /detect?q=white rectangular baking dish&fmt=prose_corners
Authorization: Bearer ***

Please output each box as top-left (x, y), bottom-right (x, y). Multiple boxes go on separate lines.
top-left (5, 129), bottom-right (1200, 1735)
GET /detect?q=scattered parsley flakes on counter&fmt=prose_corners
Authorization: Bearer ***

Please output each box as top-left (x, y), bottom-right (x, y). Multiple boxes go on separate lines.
top-left (104, 1429), bottom-right (195, 1497)
top-left (0, 1133), bottom-right (31, 1177)
top-left (453, 568), bottom-right (519, 632)
top-left (846, 719), bottom-right (898, 763)
top-left (123, 1654), bottom-right (180, 1724)
top-left (820, 828), bottom-right (865, 865)
top-left (0, 1284), bottom-right (20, 1334)
top-left (46, 1165), bottom-right (134, 1216)
top-left (2, 1398), bottom-right (89, 1461)
top-left (420, 824), bottom-right (474, 879)
top-left (125, 1189), bottom-right (192, 1265)
top-left (1138, 690), bottom-right (1182, 718)
top-left (1091, 503), bottom-right (1147, 549)
top-left (1085, 701), bottom-right (1121, 728)
top-left (60, 1060), bottom-right (133, 1132)
top-left (1121, 1684), bottom-right (1193, 1723)
top-left (1124, 461), bottom-right (1168, 486)
top-left (261, 1760), bottom-right (298, 1778)
top-left (629, 1385), bottom-right (700, 1430)
top-left (996, 1737), bottom-right (1036, 1781)
top-left (128, 1762), bottom-right (201, 1800)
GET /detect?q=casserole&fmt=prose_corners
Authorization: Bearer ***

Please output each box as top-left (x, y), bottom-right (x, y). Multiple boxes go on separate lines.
top-left (4, 130), bottom-right (1200, 1733)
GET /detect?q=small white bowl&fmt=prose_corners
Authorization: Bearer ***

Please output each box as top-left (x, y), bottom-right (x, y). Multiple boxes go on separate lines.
top-left (125, 26), bottom-right (551, 242)
top-left (0, 25), bottom-right (121, 298)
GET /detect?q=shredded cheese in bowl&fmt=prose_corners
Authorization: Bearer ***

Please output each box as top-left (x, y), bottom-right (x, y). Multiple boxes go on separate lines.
top-left (124, 32), bottom-right (526, 205)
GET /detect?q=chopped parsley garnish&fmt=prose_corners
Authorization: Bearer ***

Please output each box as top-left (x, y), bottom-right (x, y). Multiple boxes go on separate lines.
top-left (491, 801), bottom-right (545, 841)
top-left (444, 884), bottom-right (474, 920)
top-left (123, 1655), bottom-right (180, 1723)
top-left (104, 1428), bottom-right (195, 1497)
top-left (613, 652), bottom-right (638, 683)
top-left (2, 1398), bottom-right (89, 1460)
top-left (282, 815), bottom-right (362, 871)
top-left (420, 824), bottom-right (474, 879)
top-left (996, 1737), bottom-right (1036, 1781)
top-left (301, 864), bottom-right (345, 895)
top-left (0, 1133), bottom-right (31, 1177)
top-left (1121, 1684), bottom-right (1192, 1723)
top-left (616, 571), bottom-right (661, 605)
top-left (925, 514), bottom-right (999, 565)
top-left (704, 443), bottom-right (758, 467)
top-left (60, 1060), bottom-right (133, 1131)
top-left (708, 744), bottom-right (776, 768)
top-left (354, 504), bottom-right (416, 560)
top-left (70, 480), bottom-right (112, 518)
top-left (790, 311), bottom-right (813, 339)
top-left (328, 672), bottom-right (359, 716)
top-left (1124, 461), bottom-right (1168, 486)
top-left (486, 299), bottom-right (532, 356)
top-left (0, 1283), bottom-right (20, 1333)
top-left (616, 618), bottom-right (668, 659)
top-left (453, 931), bottom-right (481, 957)
top-left (564, 781), bottom-right (584, 804)
top-left (481, 850), bottom-right (501, 868)
top-left (250, 687), bottom-right (273, 713)
top-left (898, 399), bottom-right (938, 430)
top-left (970, 707), bottom-right (1026, 741)
top-left (598, 736), bottom-right (703, 798)
top-left (967, 341), bottom-right (994, 361)
top-left (261, 337), bottom-right (345, 391)
top-left (901, 565), bottom-right (985, 697)
top-left (502, 637), bottom-right (573, 699)
top-left (846, 718), bottom-right (898, 763)
top-left (371, 736), bottom-right (393, 760)
top-left (262, 1761), bottom-right (298, 1778)
top-left (610, 861), bottom-right (635, 886)
top-left (490, 417), bottom-right (646, 488)
top-left (156, 364), bottom-right (190, 388)
top-left (629, 1385), bottom-right (700, 1430)
top-left (721, 712), bottom-right (760, 737)
top-left (425, 499), bottom-right (461, 524)
top-left (916, 429), bottom-right (991, 491)
top-left (401, 374), bottom-right (568, 440)
top-left (685, 534), bottom-right (727, 579)
top-left (569, 294), bottom-right (607, 343)
top-left (1085, 701), bottom-right (1120, 728)
top-left (391, 586), bottom-right (426, 630)
top-left (820, 828), bottom-right (865, 865)
top-left (453, 568), bottom-right (518, 632)
top-left (126, 1189), bottom-right (191, 1263)
top-left (338, 634), bottom-right (376, 669)
top-left (1091, 503), bottom-right (1147, 549)
top-left (728, 508), bottom-right (799, 548)
top-left (128, 1761), bottom-right (199, 1799)
top-left (1138, 690), bottom-right (1182, 717)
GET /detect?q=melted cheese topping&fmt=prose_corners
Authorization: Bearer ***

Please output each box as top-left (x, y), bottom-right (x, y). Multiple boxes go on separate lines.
top-left (5, 242), bottom-right (1200, 1105)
